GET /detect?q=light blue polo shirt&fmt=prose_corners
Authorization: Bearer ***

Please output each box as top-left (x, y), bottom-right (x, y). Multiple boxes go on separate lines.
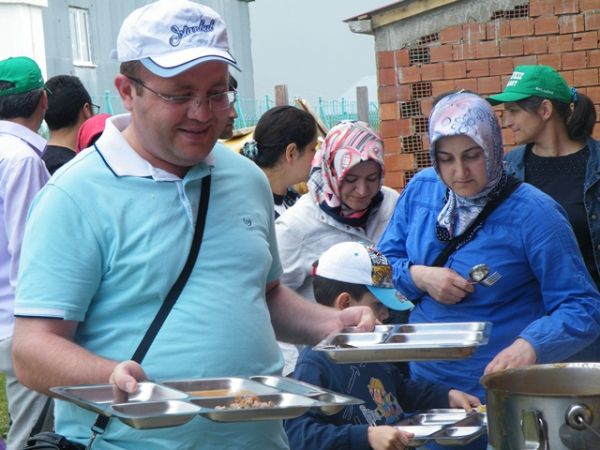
top-left (16, 115), bottom-right (288, 449)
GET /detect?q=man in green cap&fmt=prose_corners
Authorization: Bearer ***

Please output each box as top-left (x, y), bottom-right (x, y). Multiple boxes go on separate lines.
top-left (0, 56), bottom-right (50, 450)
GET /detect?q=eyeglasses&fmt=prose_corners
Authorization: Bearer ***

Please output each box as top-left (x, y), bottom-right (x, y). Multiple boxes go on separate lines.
top-left (91, 104), bottom-right (101, 114)
top-left (127, 76), bottom-right (236, 112)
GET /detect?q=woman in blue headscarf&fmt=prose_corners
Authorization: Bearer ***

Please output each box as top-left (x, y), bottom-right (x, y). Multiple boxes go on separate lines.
top-left (377, 92), bottom-right (600, 448)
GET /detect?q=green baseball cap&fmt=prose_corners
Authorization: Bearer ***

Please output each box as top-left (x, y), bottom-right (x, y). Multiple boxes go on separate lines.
top-left (0, 56), bottom-right (44, 97)
top-left (488, 65), bottom-right (572, 105)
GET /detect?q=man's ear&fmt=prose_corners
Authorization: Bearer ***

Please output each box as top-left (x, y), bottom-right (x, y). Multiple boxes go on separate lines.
top-left (39, 90), bottom-right (48, 113)
top-left (333, 292), bottom-right (353, 311)
top-left (114, 74), bottom-right (135, 112)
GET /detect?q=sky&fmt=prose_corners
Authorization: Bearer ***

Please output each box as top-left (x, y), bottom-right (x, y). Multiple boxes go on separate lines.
top-left (248, 0), bottom-right (389, 106)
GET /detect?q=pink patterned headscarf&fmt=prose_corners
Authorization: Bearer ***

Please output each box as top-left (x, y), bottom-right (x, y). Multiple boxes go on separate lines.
top-left (308, 121), bottom-right (384, 216)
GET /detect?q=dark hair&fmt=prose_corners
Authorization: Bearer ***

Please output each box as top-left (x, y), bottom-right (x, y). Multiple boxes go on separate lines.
top-left (120, 61), bottom-right (144, 95)
top-left (44, 75), bottom-right (92, 130)
top-left (516, 93), bottom-right (596, 141)
top-left (0, 82), bottom-right (44, 119)
top-left (312, 275), bottom-right (370, 307)
top-left (229, 74), bottom-right (238, 91)
top-left (243, 105), bottom-right (317, 168)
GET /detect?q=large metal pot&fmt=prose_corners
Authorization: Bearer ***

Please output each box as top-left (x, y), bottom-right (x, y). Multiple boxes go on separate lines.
top-left (481, 363), bottom-right (600, 449)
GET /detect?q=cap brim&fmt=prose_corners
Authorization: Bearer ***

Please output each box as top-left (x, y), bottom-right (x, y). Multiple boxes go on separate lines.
top-left (367, 286), bottom-right (414, 311)
top-left (487, 92), bottom-right (531, 105)
top-left (141, 46), bottom-right (240, 78)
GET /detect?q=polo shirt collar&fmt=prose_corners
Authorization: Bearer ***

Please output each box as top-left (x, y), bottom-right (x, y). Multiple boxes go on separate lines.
top-left (0, 120), bottom-right (46, 155)
top-left (94, 114), bottom-right (215, 181)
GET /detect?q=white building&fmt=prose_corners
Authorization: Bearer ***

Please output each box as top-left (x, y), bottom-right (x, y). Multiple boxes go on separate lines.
top-left (0, 0), bottom-right (256, 113)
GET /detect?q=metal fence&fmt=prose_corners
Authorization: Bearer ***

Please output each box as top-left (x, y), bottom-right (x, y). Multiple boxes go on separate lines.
top-left (94, 92), bottom-right (380, 132)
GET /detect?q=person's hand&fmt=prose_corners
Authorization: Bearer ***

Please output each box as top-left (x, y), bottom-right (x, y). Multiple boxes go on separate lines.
top-left (448, 389), bottom-right (481, 410)
top-left (484, 338), bottom-right (537, 375)
top-left (410, 265), bottom-right (474, 304)
top-left (367, 425), bottom-right (413, 450)
top-left (336, 305), bottom-right (377, 333)
top-left (109, 360), bottom-right (148, 395)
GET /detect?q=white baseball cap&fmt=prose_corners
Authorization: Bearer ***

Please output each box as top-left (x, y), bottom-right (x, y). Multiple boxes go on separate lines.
top-left (314, 241), bottom-right (414, 311)
top-left (112, 0), bottom-right (240, 77)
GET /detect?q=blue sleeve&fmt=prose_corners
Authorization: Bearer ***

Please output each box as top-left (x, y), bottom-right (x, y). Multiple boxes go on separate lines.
top-left (395, 370), bottom-right (450, 412)
top-left (377, 181), bottom-right (426, 301)
top-left (517, 192), bottom-right (600, 362)
top-left (284, 355), bottom-right (370, 450)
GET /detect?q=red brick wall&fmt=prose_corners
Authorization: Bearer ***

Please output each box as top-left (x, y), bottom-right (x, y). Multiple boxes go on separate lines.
top-left (377, 0), bottom-right (600, 191)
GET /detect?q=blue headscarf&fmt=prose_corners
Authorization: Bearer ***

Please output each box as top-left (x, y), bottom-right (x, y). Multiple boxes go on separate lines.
top-left (428, 92), bottom-right (505, 237)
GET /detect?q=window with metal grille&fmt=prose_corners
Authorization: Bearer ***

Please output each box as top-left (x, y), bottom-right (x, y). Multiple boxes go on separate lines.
top-left (491, 4), bottom-right (529, 20)
top-left (402, 135), bottom-right (423, 153)
top-left (69, 7), bottom-right (93, 65)
top-left (413, 117), bottom-right (429, 134)
top-left (419, 33), bottom-right (439, 44)
top-left (411, 82), bottom-right (432, 99)
top-left (414, 151), bottom-right (432, 168)
top-left (404, 169), bottom-right (418, 185)
top-left (409, 47), bottom-right (430, 65)
top-left (400, 101), bottom-right (422, 118)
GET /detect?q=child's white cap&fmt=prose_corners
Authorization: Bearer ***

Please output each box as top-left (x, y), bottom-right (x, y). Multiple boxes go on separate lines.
top-left (313, 241), bottom-right (414, 311)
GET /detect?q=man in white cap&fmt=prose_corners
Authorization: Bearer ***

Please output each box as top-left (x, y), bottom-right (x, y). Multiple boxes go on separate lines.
top-left (11, 1), bottom-right (374, 449)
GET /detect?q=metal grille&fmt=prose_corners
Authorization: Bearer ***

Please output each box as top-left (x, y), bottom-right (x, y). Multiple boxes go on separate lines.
top-left (409, 47), bottom-right (430, 65)
top-left (413, 117), bottom-right (429, 134)
top-left (414, 150), bottom-right (432, 168)
top-left (400, 100), bottom-right (422, 118)
top-left (491, 4), bottom-right (529, 20)
top-left (402, 135), bottom-right (423, 153)
top-left (404, 169), bottom-right (418, 185)
top-left (419, 33), bottom-right (439, 44)
top-left (411, 82), bottom-right (432, 99)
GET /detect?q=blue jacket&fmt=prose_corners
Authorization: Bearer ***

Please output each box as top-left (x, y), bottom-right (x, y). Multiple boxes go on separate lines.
top-left (284, 347), bottom-right (449, 450)
top-left (504, 137), bottom-right (600, 362)
top-left (378, 168), bottom-right (600, 401)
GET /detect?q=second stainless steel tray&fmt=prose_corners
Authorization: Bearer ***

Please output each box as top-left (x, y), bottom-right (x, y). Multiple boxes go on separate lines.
top-left (397, 409), bottom-right (487, 447)
top-left (314, 322), bottom-right (492, 363)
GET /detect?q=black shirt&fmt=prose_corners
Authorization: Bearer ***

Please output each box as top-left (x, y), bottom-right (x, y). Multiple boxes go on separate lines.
top-left (524, 144), bottom-right (600, 287)
top-left (42, 145), bottom-right (76, 175)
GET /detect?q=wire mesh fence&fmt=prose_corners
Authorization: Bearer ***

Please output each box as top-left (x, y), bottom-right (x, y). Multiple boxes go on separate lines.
top-left (92, 92), bottom-right (380, 132)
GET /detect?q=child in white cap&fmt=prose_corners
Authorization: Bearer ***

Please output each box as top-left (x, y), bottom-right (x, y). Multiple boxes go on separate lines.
top-left (284, 241), bottom-right (480, 450)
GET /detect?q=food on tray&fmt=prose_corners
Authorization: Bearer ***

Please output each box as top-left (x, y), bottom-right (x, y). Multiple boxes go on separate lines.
top-left (215, 395), bottom-right (275, 410)
top-left (474, 404), bottom-right (486, 413)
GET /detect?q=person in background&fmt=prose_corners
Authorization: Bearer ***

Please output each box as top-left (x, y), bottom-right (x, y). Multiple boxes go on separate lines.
top-left (0, 56), bottom-right (50, 450)
top-left (489, 65), bottom-right (600, 361)
top-left (219, 73), bottom-right (238, 140)
top-left (284, 241), bottom-right (478, 450)
top-left (241, 105), bottom-right (318, 219)
top-left (275, 120), bottom-right (400, 375)
top-left (11, 2), bottom-right (375, 449)
top-left (75, 112), bottom-right (111, 152)
top-left (43, 75), bottom-right (96, 174)
top-left (377, 91), bottom-right (600, 450)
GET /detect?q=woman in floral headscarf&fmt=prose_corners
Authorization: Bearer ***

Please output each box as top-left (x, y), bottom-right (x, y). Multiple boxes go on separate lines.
top-left (276, 121), bottom-right (400, 303)
top-left (275, 121), bottom-right (401, 376)
top-left (378, 92), bottom-right (600, 449)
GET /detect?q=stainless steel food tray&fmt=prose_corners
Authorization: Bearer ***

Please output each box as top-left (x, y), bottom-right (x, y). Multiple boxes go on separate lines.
top-left (397, 409), bottom-right (487, 447)
top-left (50, 376), bottom-right (364, 428)
top-left (314, 322), bottom-right (492, 363)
